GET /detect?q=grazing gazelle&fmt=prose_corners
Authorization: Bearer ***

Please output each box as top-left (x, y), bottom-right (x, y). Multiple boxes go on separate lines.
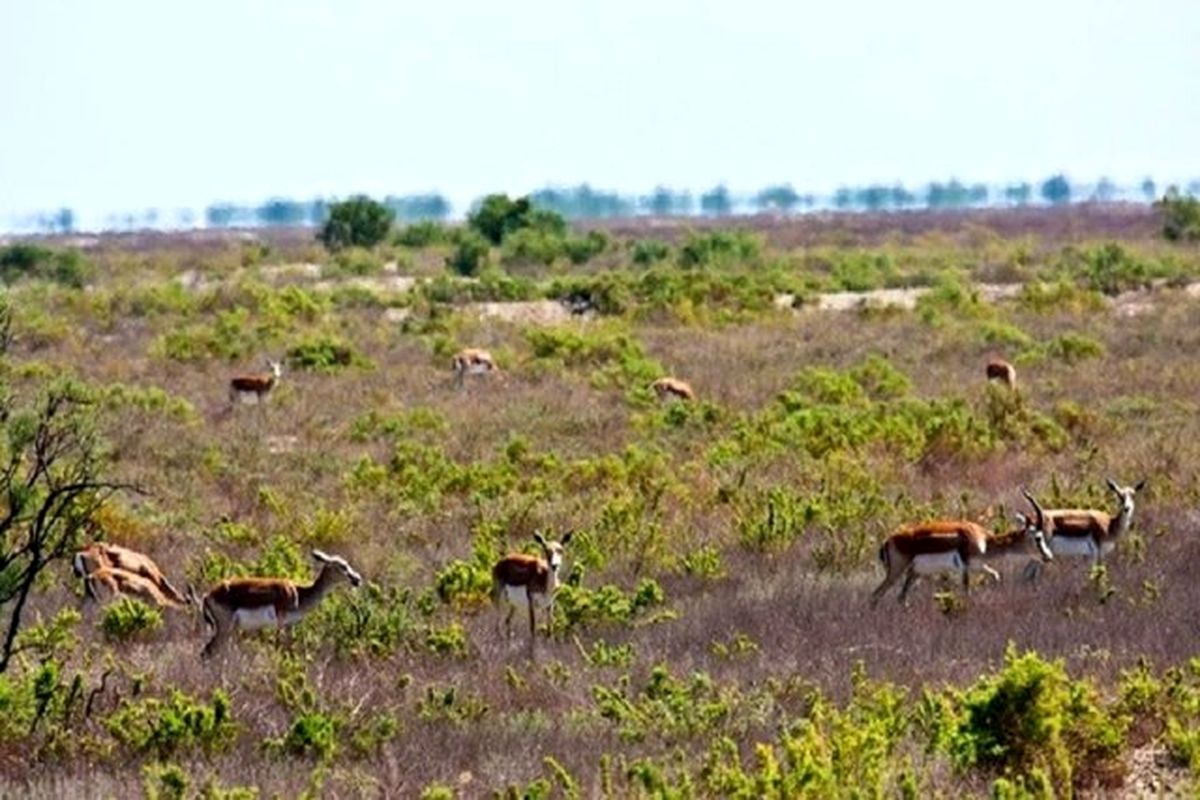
top-left (74, 542), bottom-right (191, 607)
top-left (1021, 479), bottom-right (1146, 578)
top-left (492, 532), bottom-right (573, 649)
top-left (229, 359), bottom-right (283, 404)
top-left (651, 377), bottom-right (695, 402)
top-left (200, 549), bottom-right (362, 658)
top-left (870, 516), bottom-right (1052, 607)
top-left (985, 357), bottom-right (1017, 390)
top-left (452, 348), bottom-right (502, 388)
top-left (84, 566), bottom-right (194, 609)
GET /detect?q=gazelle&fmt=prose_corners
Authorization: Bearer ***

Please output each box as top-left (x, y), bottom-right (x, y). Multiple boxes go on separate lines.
top-left (1021, 479), bottom-right (1146, 578)
top-left (985, 357), bottom-right (1017, 390)
top-left (200, 549), bottom-right (362, 658)
top-left (870, 516), bottom-right (1052, 607)
top-left (492, 532), bottom-right (573, 649)
top-left (74, 542), bottom-right (191, 606)
top-left (84, 566), bottom-right (193, 609)
top-left (651, 377), bottom-right (695, 402)
top-left (452, 348), bottom-right (502, 388)
top-left (229, 359), bottom-right (283, 404)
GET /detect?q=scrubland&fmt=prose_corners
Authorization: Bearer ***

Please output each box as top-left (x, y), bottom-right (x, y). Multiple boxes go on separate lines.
top-left (1, 206), bottom-right (1200, 798)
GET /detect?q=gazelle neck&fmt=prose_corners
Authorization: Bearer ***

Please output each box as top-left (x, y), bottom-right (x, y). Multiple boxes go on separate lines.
top-left (1109, 500), bottom-right (1135, 539)
top-left (296, 565), bottom-right (337, 610)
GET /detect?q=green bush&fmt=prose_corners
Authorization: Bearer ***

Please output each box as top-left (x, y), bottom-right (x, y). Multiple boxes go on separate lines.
top-left (677, 230), bottom-right (760, 269)
top-left (445, 230), bottom-right (491, 277)
top-left (631, 239), bottom-right (671, 265)
top-left (318, 195), bottom-right (395, 251)
top-left (468, 194), bottom-right (567, 245)
top-left (948, 645), bottom-right (1126, 795)
top-left (286, 334), bottom-right (371, 372)
top-left (395, 220), bottom-right (450, 247)
top-left (100, 598), bottom-right (164, 642)
top-left (0, 244), bottom-right (93, 288)
top-left (1157, 188), bottom-right (1200, 242)
top-left (107, 689), bottom-right (238, 758)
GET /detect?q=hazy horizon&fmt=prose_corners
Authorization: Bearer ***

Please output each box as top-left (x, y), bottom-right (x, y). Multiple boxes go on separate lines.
top-left (3, 1), bottom-right (1197, 228)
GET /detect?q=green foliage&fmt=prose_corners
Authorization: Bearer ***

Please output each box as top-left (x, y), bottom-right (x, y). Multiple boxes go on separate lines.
top-left (554, 579), bottom-right (666, 631)
top-left (324, 246), bottom-right (384, 277)
top-left (100, 598), bottom-right (164, 642)
top-left (424, 621), bottom-right (469, 658)
top-left (107, 689), bottom-right (237, 758)
top-left (948, 645), bottom-right (1125, 795)
top-left (434, 559), bottom-right (493, 609)
top-left (678, 230), bottom-right (761, 269)
top-left (395, 220), bottom-right (450, 247)
top-left (318, 195), bottom-right (395, 251)
top-left (445, 230), bottom-right (491, 277)
top-left (631, 239), bottom-right (671, 266)
top-left (1157, 188), bottom-right (1200, 242)
top-left (0, 244), bottom-right (92, 288)
top-left (286, 334), bottom-right (371, 372)
top-left (274, 711), bottom-right (339, 761)
top-left (468, 194), bottom-right (567, 245)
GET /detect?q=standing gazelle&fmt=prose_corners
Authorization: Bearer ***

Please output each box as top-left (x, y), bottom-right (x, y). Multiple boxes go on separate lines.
top-left (74, 542), bottom-right (191, 607)
top-left (651, 377), bottom-right (695, 402)
top-left (1021, 479), bottom-right (1146, 579)
top-left (200, 549), bottom-right (362, 658)
top-left (229, 359), bottom-right (283, 404)
top-left (985, 357), bottom-right (1017, 390)
top-left (452, 348), bottom-right (502, 389)
top-left (492, 532), bottom-right (573, 652)
top-left (870, 515), bottom-right (1052, 607)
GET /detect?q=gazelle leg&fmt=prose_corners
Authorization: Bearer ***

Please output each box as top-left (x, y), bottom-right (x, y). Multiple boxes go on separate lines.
top-left (898, 569), bottom-right (919, 605)
top-left (870, 570), bottom-right (900, 608)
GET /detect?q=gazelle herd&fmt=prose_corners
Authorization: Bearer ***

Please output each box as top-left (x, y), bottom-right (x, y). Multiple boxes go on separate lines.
top-left (72, 352), bottom-right (1146, 659)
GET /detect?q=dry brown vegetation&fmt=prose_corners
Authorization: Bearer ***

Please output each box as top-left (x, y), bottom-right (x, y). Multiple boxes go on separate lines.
top-left (1, 206), bottom-right (1199, 797)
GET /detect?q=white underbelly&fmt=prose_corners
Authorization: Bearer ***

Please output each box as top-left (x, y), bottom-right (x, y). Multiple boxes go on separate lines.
top-left (1050, 536), bottom-right (1098, 560)
top-left (466, 364), bottom-right (492, 375)
top-left (502, 584), bottom-right (552, 609)
top-left (233, 605), bottom-right (302, 630)
top-left (910, 552), bottom-right (964, 576)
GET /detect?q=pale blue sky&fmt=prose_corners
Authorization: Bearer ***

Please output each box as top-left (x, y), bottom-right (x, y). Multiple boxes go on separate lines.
top-left (2, 0), bottom-right (1197, 226)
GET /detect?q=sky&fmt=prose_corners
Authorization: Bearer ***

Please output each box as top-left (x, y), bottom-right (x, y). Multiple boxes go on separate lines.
top-left (1, 0), bottom-right (1198, 226)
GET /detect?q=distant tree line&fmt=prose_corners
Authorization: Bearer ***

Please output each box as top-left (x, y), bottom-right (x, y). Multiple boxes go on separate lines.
top-left (10, 176), bottom-right (1200, 234)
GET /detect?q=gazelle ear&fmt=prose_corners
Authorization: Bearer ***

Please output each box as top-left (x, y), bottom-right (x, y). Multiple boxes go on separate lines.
top-left (1134, 479), bottom-right (1147, 493)
top-left (560, 530), bottom-right (573, 546)
top-left (312, 549), bottom-right (331, 564)
top-left (1106, 478), bottom-right (1120, 494)
top-left (532, 532), bottom-right (547, 548)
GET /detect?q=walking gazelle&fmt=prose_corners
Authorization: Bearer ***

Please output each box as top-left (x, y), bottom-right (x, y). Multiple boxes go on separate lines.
top-left (871, 513), bottom-right (1053, 607)
top-left (200, 549), bottom-right (362, 658)
top-left (1020, 479), bottom-right (1146, 580)
top-left (492, 532), bottom-right (573, 655)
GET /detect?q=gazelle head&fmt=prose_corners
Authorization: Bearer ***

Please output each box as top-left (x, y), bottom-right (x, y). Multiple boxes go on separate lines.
top-left (267, 359), bottom-right (284, 380)
top-left (1106, 478), bottom-right (1145, 517)
top-left (1014, 511), bottom-right (1054, 562)
top-left (532, 531), bottom-right (572, 573)
top-left (312, 549), bottom-right (363, 587)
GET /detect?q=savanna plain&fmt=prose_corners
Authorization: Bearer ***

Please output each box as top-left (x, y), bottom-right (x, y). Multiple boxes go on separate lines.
top-left (3, 203), bottom-right (1200, 798)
